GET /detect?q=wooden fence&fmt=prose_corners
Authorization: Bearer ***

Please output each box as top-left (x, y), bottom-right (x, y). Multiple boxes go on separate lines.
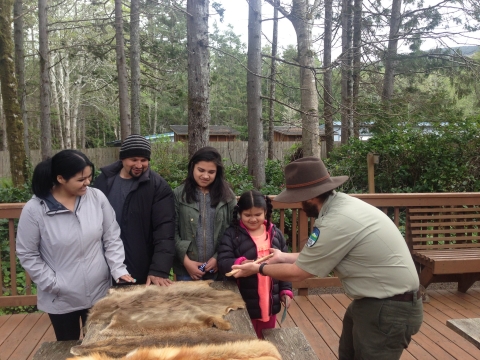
top-left (0, 141), bottom-right (304, 178)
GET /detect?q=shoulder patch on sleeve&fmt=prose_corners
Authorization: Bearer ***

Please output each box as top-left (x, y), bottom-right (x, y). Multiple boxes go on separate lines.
top-left (306, 227), bottom-right (320, 247)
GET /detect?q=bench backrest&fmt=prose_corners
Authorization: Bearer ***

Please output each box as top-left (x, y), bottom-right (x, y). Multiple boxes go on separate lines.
top-left (406, 206), bottom-right (480, 251)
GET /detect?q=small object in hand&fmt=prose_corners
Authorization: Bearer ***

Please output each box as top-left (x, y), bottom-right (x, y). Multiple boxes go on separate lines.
top-left (198, 262), bottom-right (215, 274)
top-left (225, 253), bottom-right (275, 277)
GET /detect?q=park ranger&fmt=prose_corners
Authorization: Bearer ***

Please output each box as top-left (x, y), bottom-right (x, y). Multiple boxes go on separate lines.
top-left (232, 156), bottom-right (423, 360)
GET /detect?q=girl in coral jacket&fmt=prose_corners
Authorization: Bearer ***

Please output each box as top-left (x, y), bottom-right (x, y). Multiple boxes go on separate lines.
top-left (218, 190), bottom-right (293, 338)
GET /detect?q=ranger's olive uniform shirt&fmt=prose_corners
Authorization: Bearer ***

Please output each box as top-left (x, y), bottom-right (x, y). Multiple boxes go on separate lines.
top-left (296, 191), bottom-right (419, 299)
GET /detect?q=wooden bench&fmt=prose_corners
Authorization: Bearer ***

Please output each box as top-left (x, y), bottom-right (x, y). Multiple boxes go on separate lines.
top-left (406, 206), bottom-right (480, 292)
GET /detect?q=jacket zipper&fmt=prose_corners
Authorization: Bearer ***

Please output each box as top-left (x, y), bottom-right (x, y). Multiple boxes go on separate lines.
top-left (202, 192), bottom-right (206, 262)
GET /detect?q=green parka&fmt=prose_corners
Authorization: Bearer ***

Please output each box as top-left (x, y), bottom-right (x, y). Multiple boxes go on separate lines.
top-left (173, 183), bottom-right (236, 277)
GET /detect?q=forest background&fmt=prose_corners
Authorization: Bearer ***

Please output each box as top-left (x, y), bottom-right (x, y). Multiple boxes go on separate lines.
top-left (0, 0), bottom-right (479, 194)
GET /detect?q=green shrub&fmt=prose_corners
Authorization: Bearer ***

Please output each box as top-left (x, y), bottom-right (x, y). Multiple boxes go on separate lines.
top-left (324, 116), bottom-right (480, 194)
top-left (149, 141), bottom-right (189, 189)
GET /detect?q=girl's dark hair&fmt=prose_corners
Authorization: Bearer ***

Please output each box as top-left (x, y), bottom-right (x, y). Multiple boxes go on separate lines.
top-left (32, 149), bottom-right (95, 198)
top-left (183, 146), bottom-right (231, 206)
top-left (232, 190), bottom-right (273, 231)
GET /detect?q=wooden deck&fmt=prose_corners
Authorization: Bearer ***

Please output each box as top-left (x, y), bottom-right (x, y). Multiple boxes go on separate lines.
top-left (1, 288), bottom-right (480, 360)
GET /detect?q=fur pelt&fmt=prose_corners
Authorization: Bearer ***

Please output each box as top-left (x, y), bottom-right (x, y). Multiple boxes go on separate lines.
top-left (87, 281), bottom-right (245, 336)
top-left (70, 328), bottom-right (256, 358)
top-left (67, 340), bottom-right (282, 360)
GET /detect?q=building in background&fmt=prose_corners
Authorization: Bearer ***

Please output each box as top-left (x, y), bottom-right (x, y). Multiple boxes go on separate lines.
top-left (169, 125), bottom-right (240, 142)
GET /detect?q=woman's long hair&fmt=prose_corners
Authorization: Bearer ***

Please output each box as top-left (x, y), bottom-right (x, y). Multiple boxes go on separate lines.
top-left (183, 147), bottom-right (231, 206)
top-left (32, 149), bottom-right (95, 198)
top-left (232, 190), bottom-right (273, 231)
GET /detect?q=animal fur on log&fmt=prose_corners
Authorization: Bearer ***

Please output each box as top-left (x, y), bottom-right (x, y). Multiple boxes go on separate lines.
top-left (86, 281), bottom-right (245, 336)
top-left (67, 339), bottom-right (282, 360)
top-left (70, 328), bottom-right (256, 358)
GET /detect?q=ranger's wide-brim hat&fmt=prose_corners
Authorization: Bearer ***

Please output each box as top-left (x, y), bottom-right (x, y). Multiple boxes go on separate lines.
top-left (274, 157), bottom-right (348, 203)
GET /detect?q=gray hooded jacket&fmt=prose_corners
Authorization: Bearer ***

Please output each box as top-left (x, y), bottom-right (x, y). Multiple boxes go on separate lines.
top-left (16, 187), bottom-right (128, 314)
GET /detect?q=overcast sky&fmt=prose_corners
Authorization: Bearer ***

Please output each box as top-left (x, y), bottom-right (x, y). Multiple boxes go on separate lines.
top-left (211, 0), bottom-right (479, 58)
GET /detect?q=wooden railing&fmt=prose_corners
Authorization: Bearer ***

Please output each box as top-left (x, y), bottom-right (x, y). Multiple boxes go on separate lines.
top-left (2, 192), bottom-right (480, 306)
top-left (0, 203), bottom-right (35, 307)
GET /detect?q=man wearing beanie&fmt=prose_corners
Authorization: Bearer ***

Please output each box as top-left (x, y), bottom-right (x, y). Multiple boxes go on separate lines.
top-left (95, 134), bottom-right (175, 286)
top-left (231, 157), bottom-right (423, 359)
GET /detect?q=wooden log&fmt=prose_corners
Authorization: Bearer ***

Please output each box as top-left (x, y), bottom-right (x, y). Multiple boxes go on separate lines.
top-left (263, 327), bottom-right (318, 360)
top-left (447, 318), bottom-right (480, 349)
top-left (32, 340), bottom-right (81, 360)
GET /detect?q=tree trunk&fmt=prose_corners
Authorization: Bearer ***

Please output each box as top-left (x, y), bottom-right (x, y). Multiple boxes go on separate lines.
top-left (264, 0), bottom-right (321, 158)
top-left (153, 93), bottom-right (157, 134)
top-left (324, 0), bottom-right (334, 157)
top-left (247, 0), bottom-right (265, 187)
top-left (0, 0), bottom-right (28, 185)
top-left (267, 0), bottom-right (279, 161)
top-left (71, 73), bottom-right (82, 149)
top-left (0, 93), bottom-right (6, 150)
top-left (130, 0), bottom-right (141, 134)
top-left (341, 0), bottom-right (353, 144)
top-left (50, 54), bottom-right (65, 149)
top-left (60, 56), bottom-right (72, 148)
top-left (80, 113), bottom-right (85, 149)
top-left (38, 0), bottom-right (52, 159)
top-left (291, 0), bottom-right (320, 158)
top-left (114, 0), bottom-right (131, 141)
top-left (186, 0), bottom-right (210, 157)
top-left (14, 0), bottom-right (29, 158)
top-left (382, 0), bottom-right (402, 100)
top-left (352, 0), bottom-right (362, 138)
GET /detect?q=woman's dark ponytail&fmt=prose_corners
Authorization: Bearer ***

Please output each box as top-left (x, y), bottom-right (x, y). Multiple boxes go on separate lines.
top-left (31, 158), bottom-right (54, 198)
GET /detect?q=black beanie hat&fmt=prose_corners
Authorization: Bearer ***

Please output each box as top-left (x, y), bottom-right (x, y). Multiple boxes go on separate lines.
top-left (119, 134), bottom-right (151, 160)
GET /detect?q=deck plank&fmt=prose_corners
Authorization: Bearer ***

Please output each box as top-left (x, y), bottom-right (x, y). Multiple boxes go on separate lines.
top-left (418, 321), bottom-right (477, 360)
top-left (321, 294), bottom-right (350, 320)
top-left (295, 296), bottom-right (340, 357)
top-left (307, 295), bottom-right (344, 337)
top-left (0, 313), bottom-right (42, 359)
top-left (0, 314), bottom-right (27, 347)
top-left (403, 338), bottom-right (437, 360)
top-left (0, 314), bottom-right (11, 329)
top-left (331, 293), bottom-right (352, 310)
top-left (9, 313), bottom-right (52, 360)
top-left (27, 325), bottom-right (56, 360)
top-left (428, 291), bottom-right (480, 318)
top-left (410, 331), bottom-right (456, 360)
top-left (399, 348), bottom-right (416, 360)
top-left (421, 310), bottom-right (480, 358)
top-left (286, 297), bottom-right (337, 359)
top-left (435, 290), bottom-right (480, 316)
top-left (446, 289), bottom-right (480, 308)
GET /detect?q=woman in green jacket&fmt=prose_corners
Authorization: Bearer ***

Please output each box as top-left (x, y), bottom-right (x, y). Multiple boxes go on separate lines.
top-left (174, 147), bottom-right (236, 280)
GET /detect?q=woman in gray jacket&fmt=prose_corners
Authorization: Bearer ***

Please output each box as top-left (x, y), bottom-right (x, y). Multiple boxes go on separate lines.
top-left (16, 150), bottom-right (134, 341)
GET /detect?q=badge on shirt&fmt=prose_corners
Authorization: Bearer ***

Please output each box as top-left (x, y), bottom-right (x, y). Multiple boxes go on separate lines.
top-left (306, 227), bottom-right (320, 247)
